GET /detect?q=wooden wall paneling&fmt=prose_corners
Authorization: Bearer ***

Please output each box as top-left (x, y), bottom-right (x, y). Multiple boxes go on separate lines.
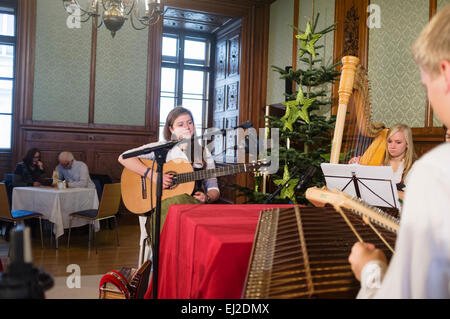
top-left (332, 0), bottom-right (369, 115)
top-left (93, 151), bottom-right (127, 182)
top-left (237, 3), bottom-right (272, 200)
top-left (412, 127), bottom-right (445, 158)
top-left (11, 0), bottom-right (37, 169)
top-left (0, 154), bottom-right (13, 180)
top-left (20, 128), bottom-right (152, 182)
top-left (214, 20), bottom-right (242, 203)
top-left (425, 0), bottom-right (437, 127)
top-left (88, 16), bottom-right (98, 124)
top-left (146, 20), bottom-right (163, 133)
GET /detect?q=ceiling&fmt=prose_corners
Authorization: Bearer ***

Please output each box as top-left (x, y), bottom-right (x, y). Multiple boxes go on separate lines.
top-left (163, 7), bottom-right (235, 33)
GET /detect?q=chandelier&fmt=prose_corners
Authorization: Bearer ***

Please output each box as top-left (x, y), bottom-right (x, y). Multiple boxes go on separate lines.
top-left (63, 0), bottom-right (164, 37)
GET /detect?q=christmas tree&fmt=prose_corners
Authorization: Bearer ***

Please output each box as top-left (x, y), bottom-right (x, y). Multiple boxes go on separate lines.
top-left (234, 12), bottom-right (341, 205)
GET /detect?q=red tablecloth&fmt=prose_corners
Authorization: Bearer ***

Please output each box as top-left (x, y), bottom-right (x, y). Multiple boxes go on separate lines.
top-left (144, 204), bottom-right (295, 299)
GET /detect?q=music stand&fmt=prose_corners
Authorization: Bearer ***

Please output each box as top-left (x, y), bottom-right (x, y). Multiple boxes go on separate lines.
top-left (320, 163), bottom-right (399, 209)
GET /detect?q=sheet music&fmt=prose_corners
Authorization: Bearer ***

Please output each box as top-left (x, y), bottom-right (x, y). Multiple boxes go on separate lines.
top-left (321, 163), bottom-right (400, 209)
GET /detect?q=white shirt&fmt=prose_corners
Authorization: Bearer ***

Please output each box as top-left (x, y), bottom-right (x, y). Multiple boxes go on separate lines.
top-left (357, 143), bottom-right (450, 298)
top-left (391, 160), bottom-right (405, 185)
top-left (57, 160), bottom-right (95, 189)
top-left (122, 140), bottom-right (220, 194)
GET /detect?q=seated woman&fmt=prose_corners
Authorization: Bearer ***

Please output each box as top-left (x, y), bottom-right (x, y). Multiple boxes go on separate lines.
top-left (118, 106), bottom-right (220, 229)
top-left (349, 124), bottom-right (417, 201)
top-left (13, 148), bottom-right (46, 187)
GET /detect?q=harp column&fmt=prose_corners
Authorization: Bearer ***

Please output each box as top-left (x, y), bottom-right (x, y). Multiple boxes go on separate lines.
top-left (330, 56), bottom-right (360, 164)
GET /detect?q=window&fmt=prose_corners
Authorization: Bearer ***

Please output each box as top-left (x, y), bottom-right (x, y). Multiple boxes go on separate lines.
top-left (159, 30), bottom-right (213, 139)
top-left (0, 2), bottom-right (16, 150)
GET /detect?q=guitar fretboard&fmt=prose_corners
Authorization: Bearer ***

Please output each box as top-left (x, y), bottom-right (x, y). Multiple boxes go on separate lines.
top-left (175, 164), bottom-right (248, 184)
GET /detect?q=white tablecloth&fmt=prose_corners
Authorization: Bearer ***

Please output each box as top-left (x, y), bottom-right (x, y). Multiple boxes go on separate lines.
top-left (12, 187), bottom-right (100, 238)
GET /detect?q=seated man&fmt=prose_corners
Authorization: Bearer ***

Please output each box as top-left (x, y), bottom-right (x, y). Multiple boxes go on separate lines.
top-left (57, 151), bottom-right (95, 189)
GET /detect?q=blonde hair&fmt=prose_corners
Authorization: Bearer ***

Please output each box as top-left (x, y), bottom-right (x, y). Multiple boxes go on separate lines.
top-left (383, 124), bottom-right (417, 183)
top-left (412, 4), bottom-right (450, 77)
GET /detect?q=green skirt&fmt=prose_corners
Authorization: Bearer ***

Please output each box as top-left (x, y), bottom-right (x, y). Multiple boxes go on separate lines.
top-left (159, 193), bottom-right (202, 229)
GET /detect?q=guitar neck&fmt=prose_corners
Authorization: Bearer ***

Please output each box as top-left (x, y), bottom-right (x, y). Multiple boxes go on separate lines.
top-left (175, 164), bottom-right (248, 184)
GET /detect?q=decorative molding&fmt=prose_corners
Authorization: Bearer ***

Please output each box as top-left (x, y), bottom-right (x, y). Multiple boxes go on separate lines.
top-left (426, 0), bottom-right (437, 127)
top-left (332, 0), bottom-right (369, 115)
top-left (343, 5), bottom-right (359, 57)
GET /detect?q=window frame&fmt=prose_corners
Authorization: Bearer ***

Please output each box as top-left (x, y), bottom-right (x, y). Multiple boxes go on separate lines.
top-left (160, 27), bottom-right (215, 137)
top-left (0, 0), bottom-right (17, 151)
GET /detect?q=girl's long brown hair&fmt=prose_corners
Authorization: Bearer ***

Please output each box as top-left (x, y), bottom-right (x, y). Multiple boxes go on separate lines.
top-left (163, 106), bottom-right (205, 166)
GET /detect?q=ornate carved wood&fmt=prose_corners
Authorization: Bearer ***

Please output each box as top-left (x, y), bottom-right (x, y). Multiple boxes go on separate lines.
top-left (332, 0), bottom-right (369, 116)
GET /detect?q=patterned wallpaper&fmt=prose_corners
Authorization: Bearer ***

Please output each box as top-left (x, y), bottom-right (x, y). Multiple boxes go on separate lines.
top-left (368, 0), bottom-right (429, 128)
top-left (94, 21), bottom-right (148, 126)
top-left (266, 0), bottom-right (335, 112)
top-left (33, 0), bottom-right (148, 126)
top-left (298, 0), bottom-right (335, 118)
top-left (266, 0), bottom-right (294, 106)
top-left (33, 0), bottom-right (91, 123)
top-left (434, 0), bottom-right (450, 126)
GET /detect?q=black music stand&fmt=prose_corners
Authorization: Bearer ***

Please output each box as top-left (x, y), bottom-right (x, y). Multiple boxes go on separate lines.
top-left (320, 163), bottom-right (399, 209)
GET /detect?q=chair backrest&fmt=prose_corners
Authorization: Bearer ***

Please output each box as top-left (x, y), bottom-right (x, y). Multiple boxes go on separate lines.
top-left (4, 173), bottom-right (14, 206)
top-left (97, 183), bottom-right (121, 219)
top-left (0, 183), bottom-right (13, 220)
top-left (90, 174), bottom-right (113, 201)
top-left (92, 178), bottom-right (103, 201)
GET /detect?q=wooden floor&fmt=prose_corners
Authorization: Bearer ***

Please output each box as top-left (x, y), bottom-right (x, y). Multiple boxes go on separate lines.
top-left (2, 212), bottom-right (143, 278)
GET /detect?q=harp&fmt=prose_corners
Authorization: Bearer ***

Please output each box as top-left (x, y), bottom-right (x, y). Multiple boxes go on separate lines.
top-left (331, 56), bottom-right (388, 165)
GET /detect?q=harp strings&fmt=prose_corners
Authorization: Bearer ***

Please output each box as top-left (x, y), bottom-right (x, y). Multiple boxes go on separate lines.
top-left (342, 66), bottom-right (375, 163)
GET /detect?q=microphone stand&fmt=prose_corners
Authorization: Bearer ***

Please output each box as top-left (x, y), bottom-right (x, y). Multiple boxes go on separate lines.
top-left (263, 166), bottom-right (316, 204)
top-left (122, 141), bottom-right (178, 299)
top-left (263, 167), bottom-right (301, 204)
top-left (121, 123), bottom-right (253, 299)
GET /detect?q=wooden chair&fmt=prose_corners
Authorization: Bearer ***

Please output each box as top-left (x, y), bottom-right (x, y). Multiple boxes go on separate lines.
top-left (67, 183), bottom-right (121, 253)
top-left (0, 183), bottom-right (43, 248)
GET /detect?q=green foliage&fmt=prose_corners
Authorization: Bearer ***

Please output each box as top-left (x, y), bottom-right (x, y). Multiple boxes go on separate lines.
top-left (234, 12), bottom-right (341, 205)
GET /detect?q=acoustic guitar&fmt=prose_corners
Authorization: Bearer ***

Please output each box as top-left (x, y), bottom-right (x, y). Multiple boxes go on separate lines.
top-left (121, 158), bottom-right (267, 214)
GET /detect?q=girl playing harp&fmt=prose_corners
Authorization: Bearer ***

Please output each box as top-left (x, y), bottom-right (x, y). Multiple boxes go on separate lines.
top-left (350, 124), bottom-right (417, 200)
